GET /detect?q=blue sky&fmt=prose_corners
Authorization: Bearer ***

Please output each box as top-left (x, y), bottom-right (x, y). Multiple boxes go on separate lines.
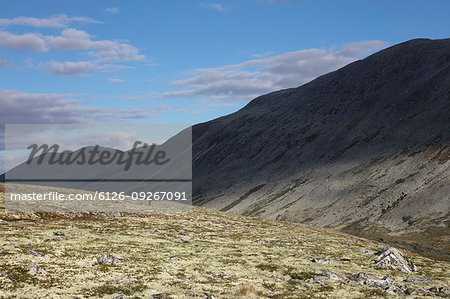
top-left (0, 0), bottom-right (449, 126)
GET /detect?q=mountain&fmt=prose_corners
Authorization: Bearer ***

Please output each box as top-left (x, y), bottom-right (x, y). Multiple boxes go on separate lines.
top-left (192, 38), bottom-right (450, 260)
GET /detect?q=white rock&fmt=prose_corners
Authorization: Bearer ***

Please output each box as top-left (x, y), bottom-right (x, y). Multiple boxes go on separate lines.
top-left (376, 247), bottom-right (418, 272)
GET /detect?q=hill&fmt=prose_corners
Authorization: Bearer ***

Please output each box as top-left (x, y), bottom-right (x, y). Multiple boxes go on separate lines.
top-left (191, 38), bottom-right (450, 260)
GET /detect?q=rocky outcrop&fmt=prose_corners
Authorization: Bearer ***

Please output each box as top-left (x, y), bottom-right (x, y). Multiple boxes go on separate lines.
top-left (376, 247), bottom-right (418, 272)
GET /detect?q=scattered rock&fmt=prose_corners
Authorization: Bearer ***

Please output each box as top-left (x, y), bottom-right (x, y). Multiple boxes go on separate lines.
top-left (168, 229), bottom-right (177, 233)
top-left (352, 272), bottom-right (396, 291)
top-left (312, 272), bottom-right (341, 281)
top-left (112, 295), bottom-right (126, 299)
top-left (97, 254), bottom-right (120, 265)
top-left (179, 231), bottom-right (189, 236)
top-left (27, 249), bottom-right (45, 256)
top-left (403, 275), bottom-right (434, 284)
top-left (255, 239), bottom-right (266, 244)
top-left (427, 286), bottom-right (449, 296)
top-left (53, 231), bottom-right (65, 236)
top-left (26, 264), bottom-right (48, 275)
top-left (311, 258), bottom-right (332, 264)
top-left (376, 247), bottom-right (418, 272)
top-left (170, 256), bottom-right (181, 261)
top-left (206, 272), bottom-right (232, 281)
top-left (395, 285), bottom-right (430, 296)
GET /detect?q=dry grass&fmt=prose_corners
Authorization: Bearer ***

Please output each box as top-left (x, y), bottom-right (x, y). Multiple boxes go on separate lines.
top-left (235, 284), bottom-right (258, 296)
top-left (0, 185), bottom-right (449, 298)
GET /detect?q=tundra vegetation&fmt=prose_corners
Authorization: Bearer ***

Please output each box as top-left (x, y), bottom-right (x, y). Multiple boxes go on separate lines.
top-left (0, 184), bottom-right (449, 298)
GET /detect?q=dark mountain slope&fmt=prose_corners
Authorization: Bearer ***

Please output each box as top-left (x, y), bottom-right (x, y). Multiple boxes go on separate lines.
top-left (192, 38), bottom-right (450, 259)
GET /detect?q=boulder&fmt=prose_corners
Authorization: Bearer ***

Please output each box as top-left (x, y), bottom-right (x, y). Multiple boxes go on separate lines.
top-left (376, 247), bottom-right (418, 272)
top-left (97, 254), bottom-right (120, 265)
top-left (311, 258), bottom-right (332, 264)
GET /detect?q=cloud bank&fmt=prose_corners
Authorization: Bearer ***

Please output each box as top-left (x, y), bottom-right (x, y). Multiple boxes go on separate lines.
top-left (0, 14), bottom-right (101, 28)
top-left (0, 89), bottom-right (152, 124)
top-left (161, 40), bottom-right (388, 102)
top-left (0, 19), bottom-right (145, 76)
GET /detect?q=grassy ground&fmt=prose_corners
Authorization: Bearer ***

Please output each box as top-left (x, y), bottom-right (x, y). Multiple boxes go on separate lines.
top-left (0, 185), bottom-right (449, 298)
top-left (341, 219), bottom-right (450, 262)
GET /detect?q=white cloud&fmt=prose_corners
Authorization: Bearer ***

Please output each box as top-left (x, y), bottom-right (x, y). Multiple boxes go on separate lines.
top-left (0, 28), bottom-right (145, 76)
top-left (105, 7), bottom-right (120, 14)
top-left (201, 2), bottom-right (228, 12)
top-left (0, 31), bottom-right (47, 51)
top-left (108, 77), bottom-right (124, 83)
top-left (44, 61), bottom-right (102, 77)
top-left (0, 88), bottom-right (153, 124)
top-left (161, 40), bottom-right (388, 102)
top-left (0, 14), bottom-right (102, 28)
top-left (45, 28), bottom-right (91, 50)
top-left (45, 28), bottom-right (145, 62)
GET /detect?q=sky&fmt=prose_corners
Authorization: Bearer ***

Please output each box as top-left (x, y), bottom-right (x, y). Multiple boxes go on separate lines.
top-left (0, 0), bottom-right (449, 172)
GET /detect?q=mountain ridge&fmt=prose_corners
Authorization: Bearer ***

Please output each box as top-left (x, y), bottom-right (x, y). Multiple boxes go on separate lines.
top-left (191, 38), bottom-right (450, 260)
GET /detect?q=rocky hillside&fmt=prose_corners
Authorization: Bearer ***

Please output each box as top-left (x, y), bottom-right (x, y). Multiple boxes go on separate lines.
top-left (0, 186), bottom-right (449, 298)
top-left (192, 39), bottom-right (450, 260)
